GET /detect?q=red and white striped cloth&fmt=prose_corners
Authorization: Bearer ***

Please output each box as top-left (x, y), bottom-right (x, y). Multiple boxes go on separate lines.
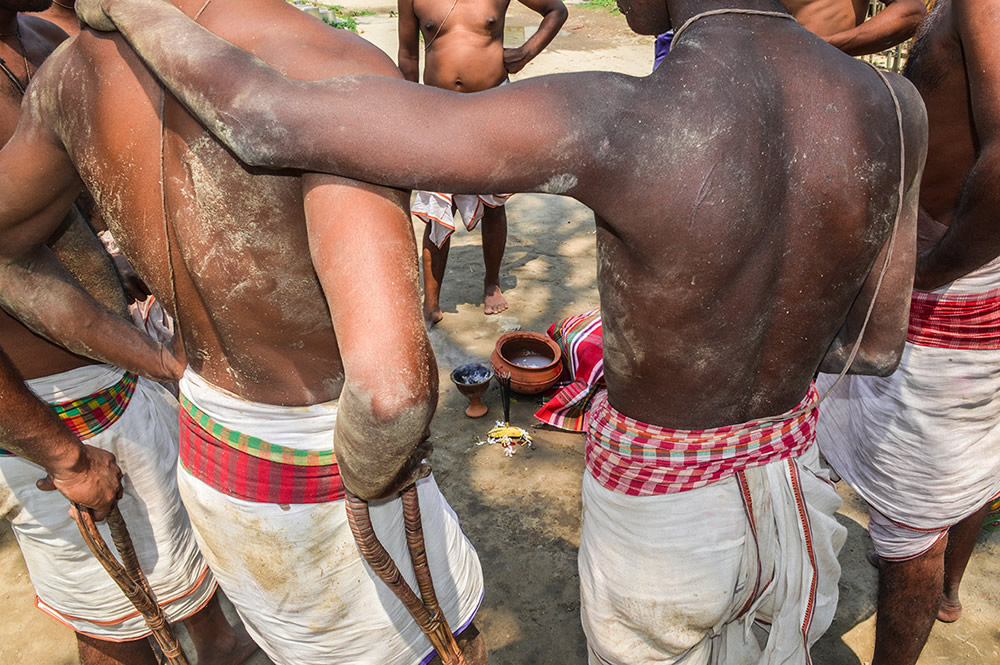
top-left (534, 309), bottom-right (604, 432)
top-left (907, 287), bottom-right (1000, 350)
top-left (412, 191), bottom-right (512, 248)
top-left (585, 385), bottom-right (819, 496)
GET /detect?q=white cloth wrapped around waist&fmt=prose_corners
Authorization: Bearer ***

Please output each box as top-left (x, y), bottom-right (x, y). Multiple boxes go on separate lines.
top-left (177, 368), bottom-right (485, 665)
top-left (580, 443), bottom-right (845, 665)
top-left (412, 191), bottom-right (512, 248)
top-left (0, 364), bottom-right (214, 640)
top-left (817, 256), bottom-right (1000, 533)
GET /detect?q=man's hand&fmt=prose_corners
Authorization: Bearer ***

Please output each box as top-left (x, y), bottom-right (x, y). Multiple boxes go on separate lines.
top-left (37, 444), bottom-right (123, 521)
top-left (75, 0), bottom-right (118, 31)
top-left (503, 47), bottom-right (531, 75)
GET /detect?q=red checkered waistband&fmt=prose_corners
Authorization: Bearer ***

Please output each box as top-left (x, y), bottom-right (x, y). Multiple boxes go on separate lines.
top-left (585, 385), bottom-right (818, 496)
top-left (907, 288), bottom-right (1000, 350)
top-left (178, 395), bottom-right (345, 504)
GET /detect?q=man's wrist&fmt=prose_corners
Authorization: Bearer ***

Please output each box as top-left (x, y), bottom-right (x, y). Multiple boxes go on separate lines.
top-left (46, 440), bottom-right (89, 480)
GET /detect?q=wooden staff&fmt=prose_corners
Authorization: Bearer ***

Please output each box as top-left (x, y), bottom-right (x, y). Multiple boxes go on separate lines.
top-left (346, 485), bottom-right (467, 665)
top-left (75, 504), bottom-right (190, 665)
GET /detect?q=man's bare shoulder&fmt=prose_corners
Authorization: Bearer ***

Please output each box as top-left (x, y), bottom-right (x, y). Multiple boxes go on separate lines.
top-left (205, 0), bottom-right (402, 81)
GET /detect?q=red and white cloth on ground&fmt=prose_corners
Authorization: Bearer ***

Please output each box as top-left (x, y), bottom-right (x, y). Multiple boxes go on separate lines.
top-left (817, 255), bottom-right (1000, 560)
top-left (534, 309), bottom-right (604, 432)
top-left (0, 364), bottom-right (215, 640)
top-left (580, 386), bottom-right (845, 664)
top-left (412, 191), bottom-right (512, 248)
top-left (176, 368), bottom-right (484, 665)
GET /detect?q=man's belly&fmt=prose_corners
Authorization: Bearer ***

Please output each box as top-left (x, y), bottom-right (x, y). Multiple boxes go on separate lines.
top-left (786, 0), bottom-right (860, 38)
top-left (424, 41), bottom-right (507, 92)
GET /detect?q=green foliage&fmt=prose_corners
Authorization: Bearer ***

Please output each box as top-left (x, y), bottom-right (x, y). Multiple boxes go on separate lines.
top-left (578, 0), bottom-right (621, 14)
top-left (322, 13), bottom-right (359, 32)
top-left (323, 4), bottom-right (376, 16)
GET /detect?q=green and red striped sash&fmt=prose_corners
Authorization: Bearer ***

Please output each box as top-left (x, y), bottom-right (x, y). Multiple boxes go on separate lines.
top-left (177, 394), bottom-right (344, 504)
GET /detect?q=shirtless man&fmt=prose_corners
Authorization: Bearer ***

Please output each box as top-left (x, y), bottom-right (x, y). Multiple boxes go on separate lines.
top-left (0, 5), bottom-right (256, 664)
top-left (72, 0), bottom-right (927, 661)
top-left (815, 2), bottom-right (1000, 664)
top-left (0, 2), bottom-right (485, 664)
top-left (399, 0), bottom-right (566, 321)
top-left (782, 0), bottom-right (925, 55)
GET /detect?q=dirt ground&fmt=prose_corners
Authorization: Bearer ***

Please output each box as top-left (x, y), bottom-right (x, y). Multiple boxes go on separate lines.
top-left (2, 3), bottom-right (999, 664)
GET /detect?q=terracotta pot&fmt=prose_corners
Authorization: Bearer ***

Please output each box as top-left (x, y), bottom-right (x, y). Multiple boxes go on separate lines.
top-left (450, 363), bottom-right (493, 418)
top-left (490, 332), bottom-right (562, 395)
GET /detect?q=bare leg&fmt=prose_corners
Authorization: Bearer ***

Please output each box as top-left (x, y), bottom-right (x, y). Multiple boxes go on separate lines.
top-left (938, 501), bottom-right (990, 623)
top-left (77, 633), bottom-right (158, 665)
top-left (872, 535), bottom-right (947, 665)
top-left (427, 622), bottom-right (488, 665)
top-left (422, 223), bottom-right (450, 325)
top-left (480, 206), bottom-right (508, 315)
top-left (183, 592), bottom-right (259, 665)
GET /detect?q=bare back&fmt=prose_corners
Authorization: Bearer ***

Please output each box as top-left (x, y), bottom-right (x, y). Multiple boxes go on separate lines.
top-left (903, 1), bottom-right (969, 224)
top-left (0, 13), bottom-right (126, 380)
top-left (31, 0), bottom-right (405, 404)
top-left (585, 13), bottom-right (921, 428)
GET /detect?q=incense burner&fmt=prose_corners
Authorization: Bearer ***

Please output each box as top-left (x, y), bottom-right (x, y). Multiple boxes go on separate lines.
top-left (490, 332), bottom-right (562, 395)
top-left (450, 363), bottom-right (493, 418)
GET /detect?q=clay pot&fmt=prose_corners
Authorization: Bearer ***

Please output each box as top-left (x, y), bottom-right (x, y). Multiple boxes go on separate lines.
top-left (490, 332), bottom-right (562, 395)
top-left (450, 363), bottom-right (494, 418)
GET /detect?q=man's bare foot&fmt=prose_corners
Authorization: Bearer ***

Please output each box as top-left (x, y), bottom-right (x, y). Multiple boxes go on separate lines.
top-left (937, 595), bottom-right (963, 623)
top-left (484, 285), bottom-right (508, 315)
top-left (424, 303), bottom-right (444, 325)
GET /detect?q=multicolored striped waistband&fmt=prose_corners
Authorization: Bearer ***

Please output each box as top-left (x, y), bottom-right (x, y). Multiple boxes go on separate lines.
top-left (0, 372), bottom-right (137, 456)
top-left (908, 288), bottom-right (1000, 350)
top-left (585, 385), bottom-right (818, 496)
top-left (178, 394), bottom-right (344, 504)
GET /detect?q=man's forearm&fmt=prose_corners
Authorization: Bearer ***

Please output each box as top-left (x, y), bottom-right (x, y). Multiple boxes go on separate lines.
top-left (0, 248), bottom-right (181, 381)
top-left (520, 6), bottom-right (568, 62)
top-left (826, 0), bottom-right (925, 56)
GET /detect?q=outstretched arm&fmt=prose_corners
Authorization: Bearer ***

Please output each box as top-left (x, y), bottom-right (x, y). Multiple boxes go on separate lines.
top-left (824, 0), bottom-right (925, 56)
top-left (0, 345), bottom-right (123, 520)
top-left (303, 174), bottom-right (437, 500)
top-left (396, 0), bottom-right (421, 82)
top-left (78, 0), bottom-right (601, 201)
top-left (0, 75), bottom-right (182, 381)
top-left (504, 0), bottom-right (568, 75)
top-left (914, 0), bottom-right (1000, 290)
top-left (820, 74), bottom-right (926, 375)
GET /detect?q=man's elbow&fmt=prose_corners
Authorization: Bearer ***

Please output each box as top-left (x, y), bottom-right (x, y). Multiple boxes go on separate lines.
top-left (849, 346), bottom-right (903, 377)
top-left (894, 0), bottom-right (927, 40)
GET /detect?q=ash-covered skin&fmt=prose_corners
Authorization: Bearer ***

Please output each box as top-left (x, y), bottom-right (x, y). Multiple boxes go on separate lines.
top-left (0, 0), bottom-right (445, 504)
top-left (84, 0), bottom-right (929, 431)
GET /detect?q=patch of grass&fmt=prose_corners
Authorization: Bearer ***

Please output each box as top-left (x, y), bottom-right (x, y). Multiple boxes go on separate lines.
top-left (323, 4), bottom-right (377, 17)
top-left (577, 0), bottom-right (621, 14)
top-left (322, 14), bottom-right (359, 32)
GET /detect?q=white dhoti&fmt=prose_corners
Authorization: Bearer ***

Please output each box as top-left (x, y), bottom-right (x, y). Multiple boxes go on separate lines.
top-left (176, 369), bottom-right (485, 665)
top-left (0, 364), bottom-right (215, 640)
top-left (580, 389), bottom-right (845, 664)
top-left (817, 257), bottom-right (1000, 561)
top-left (412, 191), bottom-right (512, 248)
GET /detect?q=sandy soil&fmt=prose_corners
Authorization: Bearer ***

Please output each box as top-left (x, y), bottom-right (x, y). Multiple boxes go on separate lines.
top-left (2, 4), bottom-right (998, 665)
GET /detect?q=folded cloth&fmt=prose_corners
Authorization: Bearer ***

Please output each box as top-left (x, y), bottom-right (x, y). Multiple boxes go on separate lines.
top-left (412, 191), bottom-right (512, 248)
top-left (581, 407), bottom-right (844, 664)
top-left (0, 364), bottom-right (215, 640)
top-left (817, 255), bottom-right (1000, 556)
top-left (986, 495), bottom-right (1000, 532)
top-left (586, 385), bottom-right (819, 495)
top-left (534, 309), bottom-right (604, 432)
top-left (177, 368), bottom-right (484, 665)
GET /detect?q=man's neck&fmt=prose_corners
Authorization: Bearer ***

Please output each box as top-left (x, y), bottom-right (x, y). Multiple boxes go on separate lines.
top-left (666, 0), bottom-right (788, 28)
